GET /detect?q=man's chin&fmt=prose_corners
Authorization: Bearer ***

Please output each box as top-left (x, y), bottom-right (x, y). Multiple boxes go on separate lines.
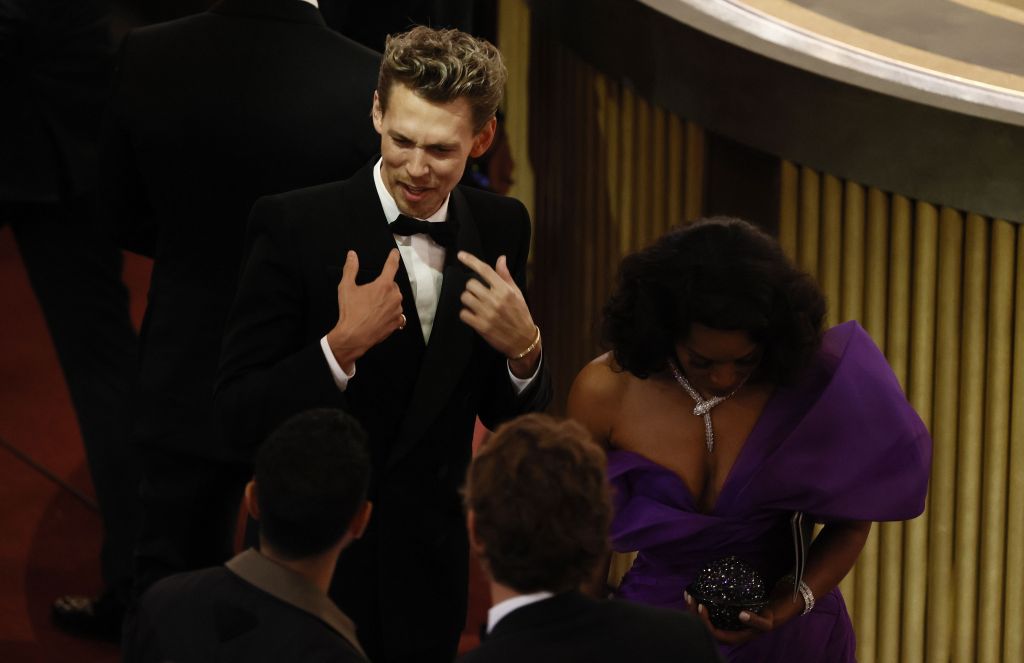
top-left (397, 194), bottom-right (444, 219)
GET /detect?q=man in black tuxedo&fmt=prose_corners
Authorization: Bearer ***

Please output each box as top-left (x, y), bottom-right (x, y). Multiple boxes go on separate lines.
top-left (1, 0), bottom-right (141, 639)
top-left (101, 0), bottom-right (381, 615)
top-left (460, 414), bottom-right (723, 663)
top-left (125, 409), bottom-right (373, 663)
top-left (217, 26), bottom-right (551, 663)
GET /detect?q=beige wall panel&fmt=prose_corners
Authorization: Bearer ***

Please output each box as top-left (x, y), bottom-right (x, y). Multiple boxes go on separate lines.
top-left (864, 185), bottom-right (897, 663)
top-left (577, 57), bottom-right (595, 355)
top-left (608, 551), bottom-right (638, 588)
top-left (925, 208), bottom-right (965, 663)
top-left (667, 114), bottom-right (684, 227)
top-left (887, 195), bottom-right (914, 391)
top-left (884, 195), bottom-right (913, 658)
top-left (650, 107), bottom-right (667, 240)
top-left (618, 86), bottom-right (636, 257)
top-left (842, 181), bottom-right (878, 663)
top-left (860, 188), bottom-right (892, 663)
top-left (497, 0), bottom-right (535, 219)
top-left (596, 74), bottom-right (621, 294)
top-left (863, 189), bottom-right (889, 342)
top-left (634, 95), bottom-right (653, 250)
top-left (684, 123), bottom-right (704, 221)
top-left (821, 174), bottom-right (843, 329)
top-left (977, 219), bottom-right (1015, 663)
top-left (901, 202), bottom-right (938, 663)
top-left (874, 517), bottom-right (902, 662)
top-left (588, 74), bottom-right (606, 355)
top-left (779, 161), bottom-right (799, 260)
top-left (840, 182), bottom-right (866, 323)
top-left (798, 166), bottom-right (821, 279)
top-left (954, 214), bottom-right (990, 662)
top-left (1005, 228), bottom-right (1024, 663)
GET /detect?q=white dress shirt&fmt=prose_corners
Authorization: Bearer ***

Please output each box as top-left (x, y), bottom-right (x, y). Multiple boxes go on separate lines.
top-left (320, 159), bottom-right (541, 392)
top-left (373, 159), bottom-right (448, 343)
top-left (486, 592), bottom-right (555, 633)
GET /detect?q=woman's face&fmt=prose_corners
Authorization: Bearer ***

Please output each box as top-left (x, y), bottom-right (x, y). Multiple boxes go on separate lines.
top-left (674, 323), bottom-right (762, 398)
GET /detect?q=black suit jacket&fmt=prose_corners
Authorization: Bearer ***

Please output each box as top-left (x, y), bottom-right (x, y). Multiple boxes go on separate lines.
top-left (216, 163), bottom-right (552, 656)
top-left (125, 549), bottom-right (368, 663)
top-left (102, 0), bottom-right (380, 458)
top-left (460, 592), bottom-right (724, 663)
top-left (1, 0), bottom-right (112, 204)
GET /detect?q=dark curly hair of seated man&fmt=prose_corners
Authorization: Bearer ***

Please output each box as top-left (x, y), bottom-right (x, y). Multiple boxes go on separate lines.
top-left (602, 216), bottom-right (826, 384)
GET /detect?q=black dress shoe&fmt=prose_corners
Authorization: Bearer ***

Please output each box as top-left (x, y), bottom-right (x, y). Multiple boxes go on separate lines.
top-left (51, 592), bottom-right (124, 642)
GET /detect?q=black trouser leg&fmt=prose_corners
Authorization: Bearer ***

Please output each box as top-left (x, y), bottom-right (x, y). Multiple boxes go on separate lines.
top-left (132, 447), bottom-right (251, 599)
top-left (7, 199), bottom-right (140, 604)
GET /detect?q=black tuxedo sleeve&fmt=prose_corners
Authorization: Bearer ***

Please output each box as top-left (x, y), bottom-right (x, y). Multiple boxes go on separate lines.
top-left (99, 33), bottom-right (157, 256)
top-left (476, 200), bottom-right (552, 429)
top-left (0, 0), bottom-right (32, 62)
top-left (215, 195), bottom-right (346, 451)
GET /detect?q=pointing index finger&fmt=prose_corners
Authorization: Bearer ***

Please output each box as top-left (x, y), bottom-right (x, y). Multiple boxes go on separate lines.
top-left (341, 250), bottom-right (359, 285)
top-left (457, 250), bottom-right (499, 287)
top-left (378, 248), bottom-right (401, 282)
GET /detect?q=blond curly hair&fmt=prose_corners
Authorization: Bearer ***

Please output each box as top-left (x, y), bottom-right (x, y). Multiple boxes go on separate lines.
top-left (378, 26), bottom-right (507, 132)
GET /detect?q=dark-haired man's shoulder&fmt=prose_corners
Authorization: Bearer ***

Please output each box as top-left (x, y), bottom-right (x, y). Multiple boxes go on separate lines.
top-left (126, 566), bottom-right (368, 663)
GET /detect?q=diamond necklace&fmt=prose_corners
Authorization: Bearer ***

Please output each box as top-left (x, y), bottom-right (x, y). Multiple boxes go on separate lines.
top-left (667, 360), bottom-right (748, 454)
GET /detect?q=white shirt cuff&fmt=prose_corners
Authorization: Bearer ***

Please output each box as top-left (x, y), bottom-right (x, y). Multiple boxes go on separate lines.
top-left (320, 335), bottom-right (355, 391)
top-left (507, 350), bottom-right (542, 395)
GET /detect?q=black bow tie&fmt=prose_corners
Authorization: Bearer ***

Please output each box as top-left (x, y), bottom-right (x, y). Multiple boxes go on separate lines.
top-left (389, 214), bottom-right (457, 248)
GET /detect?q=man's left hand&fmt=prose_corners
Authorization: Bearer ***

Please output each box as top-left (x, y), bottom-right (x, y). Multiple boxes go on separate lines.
top-left (458, 251), bottom-right (541, 379)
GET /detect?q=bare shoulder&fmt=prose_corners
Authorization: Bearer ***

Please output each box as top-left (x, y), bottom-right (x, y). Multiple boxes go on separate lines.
top-left (567, 353), bottom-right (629, 446)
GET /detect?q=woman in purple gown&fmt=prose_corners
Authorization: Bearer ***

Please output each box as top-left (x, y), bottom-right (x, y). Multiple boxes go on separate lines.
top-left (568, 218), bottom-right (931, 662)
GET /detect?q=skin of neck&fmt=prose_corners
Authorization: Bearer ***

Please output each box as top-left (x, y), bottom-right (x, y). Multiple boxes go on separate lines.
top-left (488, 576), bottom-right (523, 606)
top-left (258, 535), bottom-right (343, 594)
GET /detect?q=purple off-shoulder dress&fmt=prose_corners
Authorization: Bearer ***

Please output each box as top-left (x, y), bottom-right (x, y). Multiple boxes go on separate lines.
top-left (608, 321), bottom-right (932, 662)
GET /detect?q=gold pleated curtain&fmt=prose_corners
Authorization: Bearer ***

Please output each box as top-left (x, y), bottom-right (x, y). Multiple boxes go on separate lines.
top-left (780, 163), bottom-right (1024, 663)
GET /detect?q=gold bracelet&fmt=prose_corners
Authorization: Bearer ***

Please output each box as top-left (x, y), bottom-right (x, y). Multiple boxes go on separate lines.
top-left (510, 325), bottom-right (541, 360)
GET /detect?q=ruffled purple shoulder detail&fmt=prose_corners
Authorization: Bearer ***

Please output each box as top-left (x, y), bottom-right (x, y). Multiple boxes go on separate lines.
top-left (608, 320), bottom-right (932, 549)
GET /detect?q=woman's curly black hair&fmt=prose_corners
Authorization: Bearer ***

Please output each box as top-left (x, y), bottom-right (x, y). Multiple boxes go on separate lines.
top-left (603, 217), bottom-right (826, 384)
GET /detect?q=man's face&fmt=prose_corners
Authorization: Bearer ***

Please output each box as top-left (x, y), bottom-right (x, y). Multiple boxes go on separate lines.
top-left (674, 323), bottom-right (762, 398)
top-left (372, 83), bottom-right (495, 219)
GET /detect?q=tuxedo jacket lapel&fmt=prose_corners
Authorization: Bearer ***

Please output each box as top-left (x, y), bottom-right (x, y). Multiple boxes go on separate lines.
top-left (388, 187), bottom-right (482, 468)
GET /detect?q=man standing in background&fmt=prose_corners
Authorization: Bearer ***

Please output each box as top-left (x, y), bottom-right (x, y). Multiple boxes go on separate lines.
top-left (1, 0), bottom-right (141, 640)
top-left (102, 0), bottom-right (380, 633)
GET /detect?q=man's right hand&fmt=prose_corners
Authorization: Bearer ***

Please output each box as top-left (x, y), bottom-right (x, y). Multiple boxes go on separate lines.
top-left (326, 249), bottom-right (404, 372)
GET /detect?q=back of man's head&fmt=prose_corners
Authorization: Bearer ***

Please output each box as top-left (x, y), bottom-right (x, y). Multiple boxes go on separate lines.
top-left (255, 409), bottom-right (370, 560)
top-left (464, 414), bottom-right (611, 593)
top-left (377, 25), bottom-right (507, 132)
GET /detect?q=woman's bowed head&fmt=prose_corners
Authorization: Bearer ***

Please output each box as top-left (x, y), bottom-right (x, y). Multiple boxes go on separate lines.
top-left (603, 216), bottom-right (826, 394)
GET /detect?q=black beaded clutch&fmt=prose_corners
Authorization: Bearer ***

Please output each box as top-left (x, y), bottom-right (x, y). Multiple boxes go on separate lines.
top-left (685, 556), bottom-right (769, 630)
